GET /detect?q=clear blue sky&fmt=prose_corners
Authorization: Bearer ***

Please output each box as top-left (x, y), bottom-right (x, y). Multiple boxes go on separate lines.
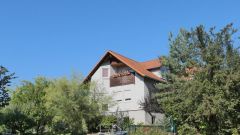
top-left (0, 0), bottom-right (239, 86)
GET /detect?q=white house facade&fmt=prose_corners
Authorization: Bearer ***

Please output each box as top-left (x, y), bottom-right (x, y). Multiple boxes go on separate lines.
top-left (84, 51), bottom-right (164, 124)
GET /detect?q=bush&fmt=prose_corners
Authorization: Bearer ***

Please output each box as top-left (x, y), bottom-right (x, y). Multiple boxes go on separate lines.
top-left (129, 126), bottom-right (168, 135)
top-left (0, 105), bottom-right (35, 134)
top-left (100, 115), bottom-right (117, 129)
top-left (178, 124), bottom-right (198, 135)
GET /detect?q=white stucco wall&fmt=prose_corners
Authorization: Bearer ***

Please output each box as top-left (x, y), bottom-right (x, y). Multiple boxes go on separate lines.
top-left (90, 60), bottom-right (148, 124)
top-left (109, 73), bottom-right (145, 112)
top-left (149, 68), bottom-right (162, 78)
top-left (129, 110), bottom-right (146, 124)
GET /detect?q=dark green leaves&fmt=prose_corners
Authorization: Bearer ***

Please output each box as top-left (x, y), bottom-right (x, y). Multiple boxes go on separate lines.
top-left (156, 24), bottom-right (240, 134)
top-left (0, 66), bottom-right (15, 108)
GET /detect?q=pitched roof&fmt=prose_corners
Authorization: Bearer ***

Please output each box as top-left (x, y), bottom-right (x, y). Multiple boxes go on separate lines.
top-left (140, 59), bottom-right (162, 70)
top-left (84, 50), bottom-right (164, 82)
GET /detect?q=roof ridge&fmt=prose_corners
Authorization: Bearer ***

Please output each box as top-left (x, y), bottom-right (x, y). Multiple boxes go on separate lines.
top-left (108, 50), bottom-right (140, 63)
top-left (108, 51), bottom-right (145, 77)
top-left (84, 50), bottom-right (165, 82)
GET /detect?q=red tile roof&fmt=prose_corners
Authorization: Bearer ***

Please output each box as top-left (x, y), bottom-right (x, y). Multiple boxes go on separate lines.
top-left (140, 59), bottom-right (162, 70)
top-left (84, 50), bottom-right (164, 82)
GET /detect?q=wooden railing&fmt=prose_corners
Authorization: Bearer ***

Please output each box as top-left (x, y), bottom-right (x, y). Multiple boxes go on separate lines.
top-left (110, 73), bottom-right (135, 87)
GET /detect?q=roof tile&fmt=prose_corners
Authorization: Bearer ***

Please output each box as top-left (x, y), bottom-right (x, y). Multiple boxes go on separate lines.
top-left (140, 59), bottom-right (161, 70)
top-left (84, 50), bottom-right (165, 82)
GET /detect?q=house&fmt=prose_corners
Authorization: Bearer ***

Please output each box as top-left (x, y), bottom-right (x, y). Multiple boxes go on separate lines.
top-left (84, 50), bottom-right (165, 124)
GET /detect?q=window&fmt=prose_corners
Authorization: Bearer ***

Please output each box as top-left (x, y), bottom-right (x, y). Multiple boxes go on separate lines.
top-left (125, 98), bottom-right (131, 101)
top-left (102, 68), bottom-right (109, 77)
top-left (102, 104), bottom-right (108, 111)
top-left (116, 99), bottom-right (122, 102)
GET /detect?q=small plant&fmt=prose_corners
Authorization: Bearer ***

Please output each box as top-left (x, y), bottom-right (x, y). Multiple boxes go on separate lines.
top-left (129, 126), bottom-right (168, 135)
top-left (100, 115), bottom-right (117, 129)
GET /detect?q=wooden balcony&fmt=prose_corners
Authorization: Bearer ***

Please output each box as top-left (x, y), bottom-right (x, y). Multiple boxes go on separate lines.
top-left (110, 72), bottom-right (135, 87)
top-left (110, 61), bottom-right (125, 67)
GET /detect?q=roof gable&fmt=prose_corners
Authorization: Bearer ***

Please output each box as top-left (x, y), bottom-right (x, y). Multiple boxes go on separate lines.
top-left (84, 51), bottom-right (164, 82)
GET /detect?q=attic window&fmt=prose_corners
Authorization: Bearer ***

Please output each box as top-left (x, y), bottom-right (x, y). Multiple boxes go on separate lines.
top-left (102, 68), bottom-right (109, 77)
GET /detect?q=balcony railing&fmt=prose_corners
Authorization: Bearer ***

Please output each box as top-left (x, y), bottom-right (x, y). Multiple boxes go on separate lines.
top-left (110, 72), bottom-right (135, 87)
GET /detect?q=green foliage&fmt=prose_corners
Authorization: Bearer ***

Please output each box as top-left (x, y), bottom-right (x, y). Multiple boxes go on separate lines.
top-left (100, 115), bottom-right (117, 129)
top-left (178, 124), bottom-right (198, 135)
top-left (0, 66), bottom-right (15, 108)
top-left (11, 77), bottom-right (52, 135)
top-left (51, 120), bottom-right (70, 134)
top-left (45, 77), bottom-right (93, 134)
top-left (0, 74), bottom-right (111, 134)
top-left (158, 116), bottom-right (171, 132)
top-left (111, 110), bottom-right (135, 131)
top-left (129, 126), bottom-right (168, 135)
top-left (99, 114), bottom-right (134, 132)
top-left (1, 105), bottom-right (35, 134)
top-left (156, 24), bottom-right (240, 134)
top-left (121, 117), bottom-right (134, 130)
top-left (86, 115), bottom-right (102, 133)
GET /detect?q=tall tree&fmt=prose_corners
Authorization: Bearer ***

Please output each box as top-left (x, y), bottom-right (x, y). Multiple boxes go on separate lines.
top-left (11, 77), bottom-right (52, 135)
top-left (45, 75), bottom-right (112, 134)
top-left (156, 24), bottom-right (240, 134)
top-left (0, 66), bottom-right (15, 108)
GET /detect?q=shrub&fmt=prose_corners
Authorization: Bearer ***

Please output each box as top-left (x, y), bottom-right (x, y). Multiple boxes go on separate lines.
top-left (129, 126), bottom-right (168, 135)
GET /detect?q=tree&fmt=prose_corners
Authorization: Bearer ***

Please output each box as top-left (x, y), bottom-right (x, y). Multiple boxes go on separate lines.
top-left (100, 115), bottom-right (117, 131)
top-left (0, 66), bottom-right (15, 108)
top-left (1, 72), bottom-right (112, 134)
top-left (45, 75), bottom-right (111, 134)
top-left (1, 105), bottom-right (35, 134)
top-left (45, 77), bottom-right (89, 134)
top-left (156, 24), bottom-right (240, 134)
top-left (11, 77), bottom-right (53, 135)
top-left (100, 109), bottom-right (134, 132)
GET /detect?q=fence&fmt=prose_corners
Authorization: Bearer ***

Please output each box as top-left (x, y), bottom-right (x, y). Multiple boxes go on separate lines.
top-left (128, 125), bottom-right (172, 135)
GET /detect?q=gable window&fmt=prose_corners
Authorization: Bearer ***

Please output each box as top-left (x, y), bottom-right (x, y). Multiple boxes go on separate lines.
top-left (102, 68), bottom-right (109, 77)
